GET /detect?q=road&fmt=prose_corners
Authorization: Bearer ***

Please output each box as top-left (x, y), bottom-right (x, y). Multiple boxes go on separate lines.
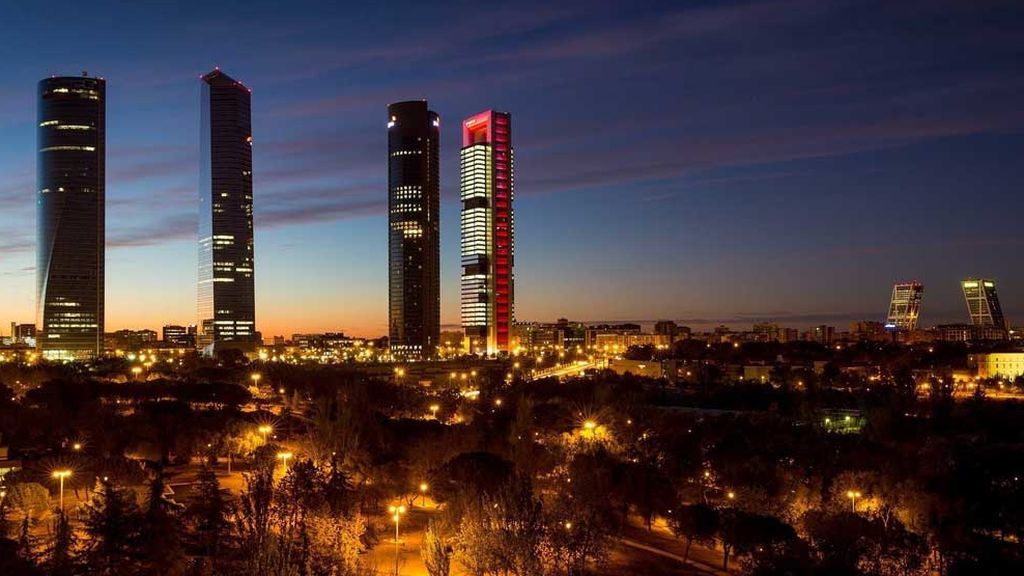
top-left (363, 505), bottom-right (733, 575)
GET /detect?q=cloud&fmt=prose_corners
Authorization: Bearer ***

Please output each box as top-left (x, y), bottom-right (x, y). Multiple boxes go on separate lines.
top-left (107, 212), bottom-right (195, 248)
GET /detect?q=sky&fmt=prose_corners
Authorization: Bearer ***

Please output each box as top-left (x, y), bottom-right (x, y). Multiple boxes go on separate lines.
top-left (0, 0), bottom-right (1022, 338)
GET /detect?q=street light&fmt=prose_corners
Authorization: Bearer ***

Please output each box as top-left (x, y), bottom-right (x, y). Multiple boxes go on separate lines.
top-left (388, 504), bottom-right (407, 576)
top-left (277, 451), bottom-right (293, 473)
top-left (52, 470), bottom-right (72, 511)
top-left (250, 373), bottom-right (262, 387)
top-left (429, 404), bottom-right (439, 419)
top-left (846, 490), bottom-right (861, 513)
top-left (419, 482), bottom-right (429, 506)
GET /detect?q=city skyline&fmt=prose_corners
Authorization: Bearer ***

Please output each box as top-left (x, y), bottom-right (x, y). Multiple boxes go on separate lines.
top-left (0, 1), bottom-right (1022, 338)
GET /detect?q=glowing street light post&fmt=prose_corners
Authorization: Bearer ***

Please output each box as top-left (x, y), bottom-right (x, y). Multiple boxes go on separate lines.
top-left (258, 425), bottom-right (273, 445)
top-left (277, 451), bottom-right (293, 474)
top-left (419, 482), bottom-right (429, 506)
top-left (250, 373), bottom-right (262, 388)
top-left (429, 404), bottom-right (439, 419)
top-left (846, 490), bottom-right (862, 513)
top-left (388, 504), bottom-right (406, 575)
top-left (52, 470), bottom-right (72, 511)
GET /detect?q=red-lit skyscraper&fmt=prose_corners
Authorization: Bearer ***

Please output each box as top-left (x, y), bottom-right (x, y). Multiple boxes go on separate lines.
top-left (461, 111), bottom-right (514, 355)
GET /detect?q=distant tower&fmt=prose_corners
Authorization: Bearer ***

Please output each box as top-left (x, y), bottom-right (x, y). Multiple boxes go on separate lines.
top-left (197, 69), bottom-right (256, 353)
top-left (886, 282), bottom-right (923, 331)
top-left (387, 101), bottom-right (440, 359)
top-left (961, 279), bottom-right (1006, 328)
top-left (460, 110), bottom-right (514, 355)
top-left (36, 74), bottom-right (105, 360)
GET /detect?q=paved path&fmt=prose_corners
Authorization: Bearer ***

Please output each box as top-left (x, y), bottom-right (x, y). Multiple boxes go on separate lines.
top-left (619, 537), bottom-right (729, 575)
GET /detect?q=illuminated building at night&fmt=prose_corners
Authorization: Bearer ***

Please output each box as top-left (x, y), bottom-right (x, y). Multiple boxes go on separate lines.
top-left (886, 282), bottom-right (923, 331)
top-left (961, 278), bottom-right (1006, 329)
top-left (387, 101), bottom-right (440, 359)
top-left (36, 74), bottom-right (105, 360)
top-left (460, 110), bottom-right (514, 355)
top-left (197, 69), bottom-right (256, 352)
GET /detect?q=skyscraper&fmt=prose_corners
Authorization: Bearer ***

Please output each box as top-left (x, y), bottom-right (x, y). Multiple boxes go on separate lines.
top-left (962, 278), bottom-right (1006, 329)
top-left (36, 74), bottom-right (105, 360)
top-left (197, 69), bottom-right (256, 352)
top-left (387, 101), bottom-right (440, 359)
top-left (885, 282), bottom-right (923, 331)
top-left (460, 110), bottom-right (514, 355)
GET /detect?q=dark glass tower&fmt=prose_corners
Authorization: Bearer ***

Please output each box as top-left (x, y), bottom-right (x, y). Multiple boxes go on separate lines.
top-left (36, 75), bottom-right (105, 360)
top-left (387, 101), bottom-right (440, 359)
top-left (198, 69), bottom-right (256, 352)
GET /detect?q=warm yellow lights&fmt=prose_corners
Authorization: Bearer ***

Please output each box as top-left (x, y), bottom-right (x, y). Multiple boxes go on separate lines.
top-left (277, 451), bottom-right (293, 472)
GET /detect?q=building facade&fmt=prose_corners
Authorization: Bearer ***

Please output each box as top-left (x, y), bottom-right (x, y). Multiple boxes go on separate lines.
top-left (961, 278), bottom-right (1006, 329)
top-left (36, 75), bottom-right (105, 360)
top-left (387, 101), bottom-right (440, 359)
top-left (460, 110), bottom-right (514, 355)
top-left (971, 352), bottom-right (1024, 379)
top-left (198, 69), bottom-right (256, 353)
top-left (886, 282), bottom-right (923, 331)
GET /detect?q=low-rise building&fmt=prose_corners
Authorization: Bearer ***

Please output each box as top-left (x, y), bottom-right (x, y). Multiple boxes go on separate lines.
top-left (970, 352), bottom-right (1024, 378)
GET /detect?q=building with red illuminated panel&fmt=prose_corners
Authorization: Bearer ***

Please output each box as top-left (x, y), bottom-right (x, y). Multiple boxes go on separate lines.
top-left (460, 110), bottom-right (514, 354)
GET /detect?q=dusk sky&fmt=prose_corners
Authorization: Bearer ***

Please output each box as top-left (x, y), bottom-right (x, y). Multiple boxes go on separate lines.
top-left (1, 0), bottom-right (1022, 338)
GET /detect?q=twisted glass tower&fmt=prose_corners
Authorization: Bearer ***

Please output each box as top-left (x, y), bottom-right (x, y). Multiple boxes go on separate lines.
top-left (387, 101), bottom-right (440, 359)
top-left (198, 69), bottom-right (256, 352)
top-left (36, 75), bottom-right (105, 360)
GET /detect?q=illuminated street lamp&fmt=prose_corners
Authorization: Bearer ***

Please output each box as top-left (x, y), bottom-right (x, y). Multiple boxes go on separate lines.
top-left (131, 366), bottom-right (142, 379)
top-left (388, 504), bottom-right (407, 575)
top-left (846, 490), bottom-right (862, 513)
top-left (52, 470), bottom-right (72, 511)
top-left (72, 442), bottom-right (82, 452)
top-left (419, 482), bottom-right (429, 506)
top-left (250, 373), bottom-right (262, 387)
top-left (277, 451), bottom-right (293, 473)
top-left (429, 404), bottom-right (439, 419)
top-left (258, 425), bottom-right (273, 444)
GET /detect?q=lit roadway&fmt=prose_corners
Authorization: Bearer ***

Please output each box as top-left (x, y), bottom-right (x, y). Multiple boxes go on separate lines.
top-left (529, 359), bottom-right (606, 381)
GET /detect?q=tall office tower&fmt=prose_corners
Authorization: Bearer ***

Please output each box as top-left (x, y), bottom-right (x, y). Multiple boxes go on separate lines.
top-left (197, 69), bottom-right (256, 353)
top-left (460, 110), bottom-right (514, 355)
top-left (962, 278), bottom-right (1007, 329)
top-left (387, 101), bottom-right (440, 359)
top-left (885, 282), bottom-right (924, 331)
top-left (36, 74), bottom-right (105, 360)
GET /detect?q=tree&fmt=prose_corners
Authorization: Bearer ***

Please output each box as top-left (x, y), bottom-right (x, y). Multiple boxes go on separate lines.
top-left (235, 456), bottom-right (276, 575)
top-left (137, 474), bottom-right (187, 576)
top-left (719, 509), bottom-right (796, 571)
top-left (422, 520), bottom-right (451, 576)
top-left (455, 477), bottom-right (545, 576)
top-left (81, 478), bottom-right (141, 576)
top-left (46, 509), bottom-right (78, 576)
top-left (186, 464), bottom-right (231, 561)
top-left (6, 483), bottom-right (51, 524)
top-left (669, 504), bottom-right (719, 562)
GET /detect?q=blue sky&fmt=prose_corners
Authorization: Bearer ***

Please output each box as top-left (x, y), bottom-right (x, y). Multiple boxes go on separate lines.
top-left (0, 0), bottom-right (1021, 337)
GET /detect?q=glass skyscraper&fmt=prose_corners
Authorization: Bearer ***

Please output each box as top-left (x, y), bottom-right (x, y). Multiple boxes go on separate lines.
top-left (387, 101), bottom-right (440, 359)
top-left (460, 110), bottom-right (514, 355)
top-left (198, 69), bottom-right (256, 352)
top-left (36, 74), bottom-right (105, 360)
top-left (962, 278), bottom-right (1006, 329)
top-left (885, 282), bottom-right (923, 331)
